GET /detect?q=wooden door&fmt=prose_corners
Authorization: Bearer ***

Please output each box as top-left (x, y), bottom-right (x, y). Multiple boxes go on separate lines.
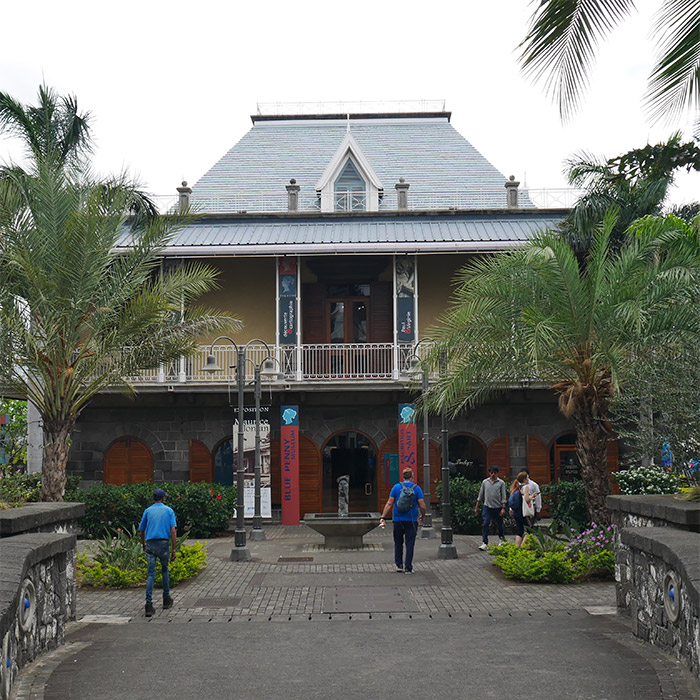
top-left (104, 438), bottom-right (153, 485)
top-left (526, 435), bottom-right (551, 515)
top-left (269, 435), bottom-right (322, 518)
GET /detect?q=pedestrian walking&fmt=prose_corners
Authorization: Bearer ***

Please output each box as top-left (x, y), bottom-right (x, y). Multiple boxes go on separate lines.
top-left (474, 465), bottom-right (507, 550)
top-left (139, 488), bottom-right (177, 617)
top-left (508, 471), bottom-right (534, 547)
top-left (523, 467), bottom-right (542, 521)
top-left (380, 468), bottom-right (427, 574)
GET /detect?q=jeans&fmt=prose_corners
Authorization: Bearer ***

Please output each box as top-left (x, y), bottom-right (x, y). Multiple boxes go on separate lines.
top-left (481, 506), bottom-right (504, 544)
top-left (393, 520), bottom-right (418, 572)
top-left (145, 539), bottom-right (170, 603)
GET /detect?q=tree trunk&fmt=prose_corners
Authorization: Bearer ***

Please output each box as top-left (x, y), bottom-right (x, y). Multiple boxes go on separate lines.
top-left (572, 406), bottom-right (611, 524)
top-left (39, 420), bottom-right (73, 501)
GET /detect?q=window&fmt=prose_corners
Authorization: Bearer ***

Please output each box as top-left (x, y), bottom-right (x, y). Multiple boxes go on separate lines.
top-left (334, 159), bottom-right (366, 211)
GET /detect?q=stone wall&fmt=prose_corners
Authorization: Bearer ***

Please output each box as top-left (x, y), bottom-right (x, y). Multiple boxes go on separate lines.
top-left (0, 503), bottom-right (84, 700)
top-left (608, 495), bottom-right (700, 686)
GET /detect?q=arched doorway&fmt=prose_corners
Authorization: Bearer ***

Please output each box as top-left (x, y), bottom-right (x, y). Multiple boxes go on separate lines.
top-left (322, 431), bottom-right (377, 512)
top-left (551, 433), bottom-right (578, 482)
top-left (448, 434), bottom-right (487, 481)
top-left (103, 437), bottom-right (153, 485)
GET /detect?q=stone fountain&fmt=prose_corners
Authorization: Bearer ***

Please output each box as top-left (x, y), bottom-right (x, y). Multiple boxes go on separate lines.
top-left (303, 475), bottom-right (382, 548)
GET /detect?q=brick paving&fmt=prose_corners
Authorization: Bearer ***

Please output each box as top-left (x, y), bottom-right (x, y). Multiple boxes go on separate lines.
top-left (76, 526), bottom-right (617, 621)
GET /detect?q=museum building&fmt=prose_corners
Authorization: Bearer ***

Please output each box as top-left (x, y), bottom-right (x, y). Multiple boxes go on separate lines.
top-left (62, 102), bottom-right (619, 517)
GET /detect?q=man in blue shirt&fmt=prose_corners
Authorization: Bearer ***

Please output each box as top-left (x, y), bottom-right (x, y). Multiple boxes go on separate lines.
top-left (139, 488), bottom-right (177, 617)
top-left (380, 468), bottom-right (427, 574)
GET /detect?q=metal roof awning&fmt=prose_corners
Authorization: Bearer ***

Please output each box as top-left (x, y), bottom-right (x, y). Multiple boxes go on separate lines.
top-left (115, 212), bottom-right (565, 257)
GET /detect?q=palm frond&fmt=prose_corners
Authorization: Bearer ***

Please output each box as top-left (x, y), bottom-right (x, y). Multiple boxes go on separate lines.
top-left (519, 0), bottom-right (636, 120)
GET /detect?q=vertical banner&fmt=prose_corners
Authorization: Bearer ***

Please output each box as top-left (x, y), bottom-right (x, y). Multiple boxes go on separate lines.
top-left (384, 453), bottom-right (399, 488)
top-left (396, 257), bottom-right (415, 343)
top-left (398, 404), bottom-right (417, 476)
top-left (280, 405), bottom-right (300, 525)
top-left (279, 257), bottom-right (297, 345)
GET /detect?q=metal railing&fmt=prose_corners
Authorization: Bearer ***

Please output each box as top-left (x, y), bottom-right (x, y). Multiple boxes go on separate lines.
top-left (151, 187), bottom-right (580, 215)
top-left (124, 342), bottom-right (435, 385)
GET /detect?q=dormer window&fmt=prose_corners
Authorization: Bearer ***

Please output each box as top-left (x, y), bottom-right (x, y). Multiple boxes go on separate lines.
top-left (316, 132), bottom-right (383, 212)
top-left (334, 159), bottom-right (366, 211)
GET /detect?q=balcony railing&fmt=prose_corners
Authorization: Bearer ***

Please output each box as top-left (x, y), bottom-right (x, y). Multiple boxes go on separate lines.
top-left (124, 342), bottom-right (428, 385)
top-left (151, 187), bottom-right (581, 215)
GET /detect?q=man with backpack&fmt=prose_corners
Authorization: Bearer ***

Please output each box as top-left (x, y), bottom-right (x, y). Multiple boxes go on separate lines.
top-left (380, 468), bottom-right (427, 574)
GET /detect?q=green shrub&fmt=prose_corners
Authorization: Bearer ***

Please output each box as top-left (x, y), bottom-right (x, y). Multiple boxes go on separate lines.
top-left (77, 481), bottom-right (236, 538)
top-left (490, 541), bottom-right (576, 583)
top-left (77, 527), bottom-right (207, 589)
top-left (0, 471), bottom-right (80, 507)
top-left (542, 480), bottom-right (588, 528)
top-left (613, 464), bottom-right (680, 495)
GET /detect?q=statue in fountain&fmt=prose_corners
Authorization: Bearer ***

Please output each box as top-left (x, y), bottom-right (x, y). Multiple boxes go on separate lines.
top-left (337, 474), bottom-right (350, 517)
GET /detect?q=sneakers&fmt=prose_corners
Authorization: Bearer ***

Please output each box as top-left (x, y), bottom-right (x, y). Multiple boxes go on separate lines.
top-left (145, 602), bottom-right (155, 617)
top-left (404, 570), bottom-right (414, 575)
top-left (163, 595), bottom-right (174, 610)
top-left (396, 567), bottom-right (404, 573)
top-left (478, 543), bottom-right (489, 551)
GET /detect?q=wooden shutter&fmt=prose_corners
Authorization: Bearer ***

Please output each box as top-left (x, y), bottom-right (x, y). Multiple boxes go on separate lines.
top-left (104, 439), bottom-right (129, 485)
top-left (302, 283), bottom-right (325, 343)
top-left (526, 435), bottom-right (550, 486)
top-left (607, 438), bottom-right (620, 494)
top-left (299, 434), bottom-right (322, 518)
top-left (486, 435), bottom-right (510, 477)
top-left (128, 440), bottom-right (153, 483)
top-left (189, 439), bottom-right (212, 483)
top-left (369, 281), bottom-right (392, 343)
top-left (104, 438), bottom-right (153, 485)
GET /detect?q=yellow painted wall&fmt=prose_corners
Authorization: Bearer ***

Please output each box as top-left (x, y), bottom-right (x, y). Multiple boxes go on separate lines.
top-left (417, 254), bottom-right (474, 336)
top-left (195, 258), bottom-right (276, 343)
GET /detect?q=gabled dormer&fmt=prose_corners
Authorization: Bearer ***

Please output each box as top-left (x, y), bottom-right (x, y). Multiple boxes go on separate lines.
top-left (315, 131), bottom-right (383, 212)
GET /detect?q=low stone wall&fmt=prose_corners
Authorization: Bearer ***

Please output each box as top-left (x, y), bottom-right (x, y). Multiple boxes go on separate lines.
top-left (0, 503), bottom-right (84, 700)
top-left (608, 494), bottom-right (700, 686)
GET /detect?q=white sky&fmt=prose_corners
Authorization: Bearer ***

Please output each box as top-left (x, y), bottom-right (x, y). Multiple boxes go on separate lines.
top-left (1, 0), bottom-right (697, 206)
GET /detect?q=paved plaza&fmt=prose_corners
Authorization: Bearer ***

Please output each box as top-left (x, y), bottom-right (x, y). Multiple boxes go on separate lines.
top-left (11, 526), bottom-right (699, 700)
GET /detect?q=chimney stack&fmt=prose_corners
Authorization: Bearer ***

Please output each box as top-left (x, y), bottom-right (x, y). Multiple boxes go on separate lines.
top-left (395, 177), bottom-right (410, 210)
top-left (177, 181), bottom-right (192, 212)
top-left (286, 179), bottom-right (300, 211)
top-left (505, 175), bottom-right (520, 209)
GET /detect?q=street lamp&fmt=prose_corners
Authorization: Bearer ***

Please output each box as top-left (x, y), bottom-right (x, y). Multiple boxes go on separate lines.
top-left (405, 338), bottom-right (437, 539)
top-left (437, 351), bottom-right (457, 559)
top-left (203, 337), bottom-right (280, 560)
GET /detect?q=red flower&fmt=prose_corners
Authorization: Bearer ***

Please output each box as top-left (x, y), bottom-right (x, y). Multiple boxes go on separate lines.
top-left (216, 494), bottom-right (222, 500)
top-left (209, 488), bottom-right (213, 494)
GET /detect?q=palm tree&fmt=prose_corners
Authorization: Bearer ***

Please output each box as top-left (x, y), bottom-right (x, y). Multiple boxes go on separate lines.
top-left (0, 88), bottom-right (239, 501)
top-left (422, 212), bottom-right (700, 522)
top-left (519, 0), bottom-right (700, 127)
top-left (0, 84), bottom-right (92, 172)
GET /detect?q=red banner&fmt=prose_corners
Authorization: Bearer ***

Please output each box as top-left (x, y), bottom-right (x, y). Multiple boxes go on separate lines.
top-left (280, 405), bottom-right (300, 525)
top-left (398, 403), bottom-right (417, 476)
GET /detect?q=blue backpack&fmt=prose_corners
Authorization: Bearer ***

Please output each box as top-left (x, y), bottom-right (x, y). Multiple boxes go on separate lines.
top-left (396, 482), bottom-right (416, 513)
top-left (508, 488), bottom-right (522, 511)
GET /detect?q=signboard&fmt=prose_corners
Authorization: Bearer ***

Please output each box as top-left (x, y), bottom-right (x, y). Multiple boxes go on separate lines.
top-left (231, 405), bottom-right (271, 487)
top-left (242, 487), bottom-right (272, 518)
top-left (398, 403), bottom-right (418, 475)
top-left (384, 452), bottom-right (399, 488)
top-left (280, 405), bottom-right (300, 525)
top-left (279, 257), bottom-right (297, 345)
top-left (396, 257), bottom-right (415, 343)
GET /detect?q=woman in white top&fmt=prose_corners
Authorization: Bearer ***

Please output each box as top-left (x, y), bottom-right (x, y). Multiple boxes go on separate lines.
top-left (508, 471), bottom-right (534, 547)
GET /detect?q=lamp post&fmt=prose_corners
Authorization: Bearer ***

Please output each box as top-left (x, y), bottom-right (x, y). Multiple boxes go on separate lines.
top-left (203, 337), bottom-right (278, 561)
top-left (437, 352), bottom-right (457, 559)
top-left (405, 338), bottom-right (437, 539)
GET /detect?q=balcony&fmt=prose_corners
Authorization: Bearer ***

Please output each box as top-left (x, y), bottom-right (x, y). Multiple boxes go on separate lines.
top-left (126, 342), bottom-right (427, 386)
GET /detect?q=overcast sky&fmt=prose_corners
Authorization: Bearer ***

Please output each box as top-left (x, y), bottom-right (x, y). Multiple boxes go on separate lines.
top-left (1, 0), bottom-right (697, 206)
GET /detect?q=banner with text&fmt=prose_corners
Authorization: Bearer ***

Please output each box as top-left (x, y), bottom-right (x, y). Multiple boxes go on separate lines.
top-left (280, 405), bottom-right (300, 525)
top-left (278, 257), bottom-right (297, 345)
top-left (396, 257), bottom-right (415, 343)
top-left (398, 403), bottom-right (417, 477)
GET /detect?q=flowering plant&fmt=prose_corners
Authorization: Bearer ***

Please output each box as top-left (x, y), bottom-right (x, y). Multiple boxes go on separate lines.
top-left (613, 464), bottom-right (680, 495)
top-left (565, 522), bottom-right (614, 556)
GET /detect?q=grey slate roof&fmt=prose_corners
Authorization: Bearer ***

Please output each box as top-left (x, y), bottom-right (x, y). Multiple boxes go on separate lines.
top-left (191, 116), bottom-right (523, 212)
top-left (118, 212), bottom-right (565, 256)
